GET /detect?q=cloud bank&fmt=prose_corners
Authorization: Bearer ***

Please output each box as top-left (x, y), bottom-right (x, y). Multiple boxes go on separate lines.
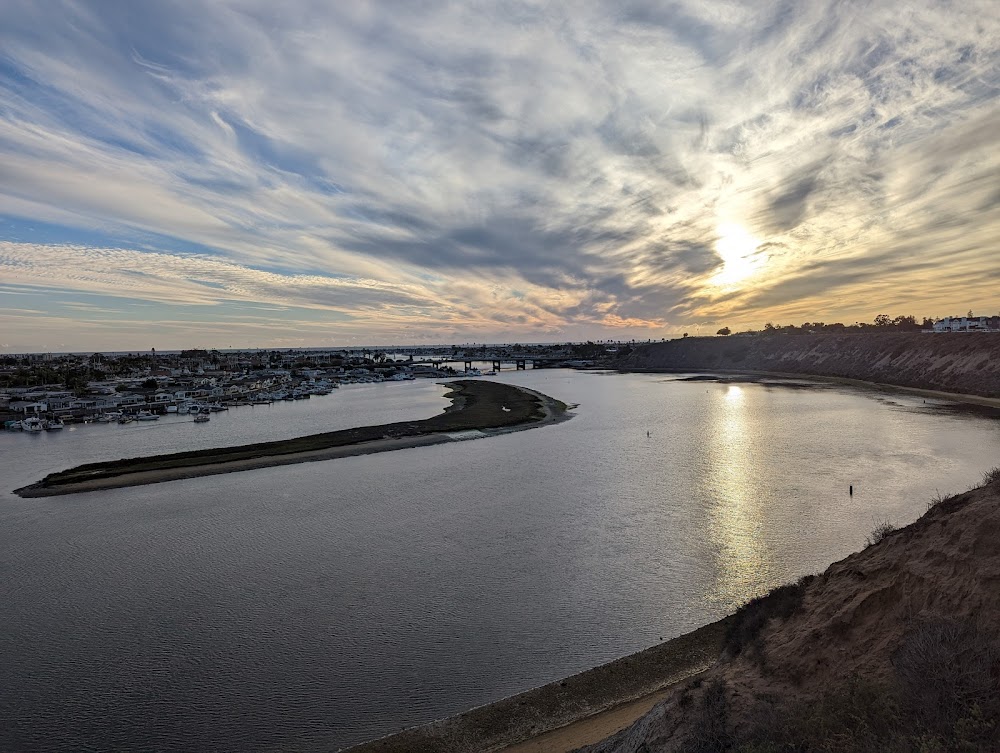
top-left (1, 0), bottom-right (998, 349)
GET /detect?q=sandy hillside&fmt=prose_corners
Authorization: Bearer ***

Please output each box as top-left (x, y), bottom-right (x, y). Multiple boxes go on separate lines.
top-left (582, 470), bottom-right (1000, 752)
top-left (617, 333), bottom-right (1000, 399)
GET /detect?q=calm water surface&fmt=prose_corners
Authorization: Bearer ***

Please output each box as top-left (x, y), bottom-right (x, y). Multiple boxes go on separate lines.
top-left (1, 371), bottom-right (998, 751)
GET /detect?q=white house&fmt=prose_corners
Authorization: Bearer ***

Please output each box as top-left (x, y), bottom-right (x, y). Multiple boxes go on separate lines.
top-left (932, 316), bottom-right (999, 332)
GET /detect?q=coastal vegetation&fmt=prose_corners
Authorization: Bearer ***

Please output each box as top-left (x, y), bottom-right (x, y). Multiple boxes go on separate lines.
top-left (714, 311), bottom-right (997, 337)
top-left (18, 380), bottom-right (562, 496)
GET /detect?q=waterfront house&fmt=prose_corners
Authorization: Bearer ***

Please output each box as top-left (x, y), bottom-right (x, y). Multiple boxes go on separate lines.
top-left (9, 400), bottom-right (47, 414)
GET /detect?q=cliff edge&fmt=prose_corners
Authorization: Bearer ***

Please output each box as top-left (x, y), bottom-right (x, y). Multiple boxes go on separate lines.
top-left (617, 333), bottom-right (1000, 398)
top-left (581, 470), bottom-right (1000, 753)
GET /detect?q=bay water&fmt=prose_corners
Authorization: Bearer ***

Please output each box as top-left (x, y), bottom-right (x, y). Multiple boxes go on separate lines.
top-left (1, 370), bottom-right (998, 751)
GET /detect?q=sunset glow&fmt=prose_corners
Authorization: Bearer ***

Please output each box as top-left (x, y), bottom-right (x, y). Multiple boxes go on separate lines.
top-left (713, 224), bottom-right (763, 287)
top-left (1, 1), bottom-right (998, 350)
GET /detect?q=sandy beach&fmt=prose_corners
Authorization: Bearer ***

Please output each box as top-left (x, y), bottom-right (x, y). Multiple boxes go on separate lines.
top-left (344, 618), bottom-right (728, 753)
top-left (15, 381), bottom-right (570, 498)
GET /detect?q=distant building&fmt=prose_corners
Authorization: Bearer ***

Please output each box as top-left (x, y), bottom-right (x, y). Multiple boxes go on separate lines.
top-left (931, 316), bottom-right (1000, 332)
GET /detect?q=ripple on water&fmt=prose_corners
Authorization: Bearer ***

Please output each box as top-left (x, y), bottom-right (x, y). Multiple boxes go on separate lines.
top-left (2, 371), bottom-right (999, 751)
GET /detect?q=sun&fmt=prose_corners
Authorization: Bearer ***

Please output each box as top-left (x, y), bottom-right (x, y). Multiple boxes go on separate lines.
top-left (712, 223), bottom-right (762, 286)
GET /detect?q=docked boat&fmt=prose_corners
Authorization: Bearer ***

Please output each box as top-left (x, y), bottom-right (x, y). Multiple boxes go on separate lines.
top-left (44, 418), bottom-right (65, 430)
top-left (136, 410), bottom-right (159, 421)
top-left (118, 415), bottom-right (134, 424)
top-left (464, 368), bottom-right (483, 376)
top-left (165, 405), bottom-right (178, 414)
top-left (4, 420), bottom-right (23, 431)
top-left (20, 416), bottom-right (44, 432)
top-left (96, 411), bottom-right (123, 423)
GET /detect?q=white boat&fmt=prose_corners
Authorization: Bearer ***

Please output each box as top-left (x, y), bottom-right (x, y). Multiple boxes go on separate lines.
top-left (44, 418), bottom-right (65, 430)
top-left (464, 368), bottom-right (483, 376)
top-left (165, 405), bottom-right (178, 414)
top-left (97, 411), bottom-right (123, 423)
top-left (136, 410), bottom-right (159, 421)
top-left (20, 416), bottom-right (44, 432)
top-left (194, 409), bottom-right (210, 423)
top-left (484, 371), bottom-right (497, 376)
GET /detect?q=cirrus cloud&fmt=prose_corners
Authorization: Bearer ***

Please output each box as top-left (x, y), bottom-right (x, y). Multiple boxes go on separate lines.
top-left (1, 0), bottom-right (998, 349)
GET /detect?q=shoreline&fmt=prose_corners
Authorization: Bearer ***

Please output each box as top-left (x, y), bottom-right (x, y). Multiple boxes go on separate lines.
top-left (15, 381), bottom-right (571, 498)
top-left (619, 367), bottom-right (1000, 409)
top-left (349, 367), bottom-right (1000, 753)
top-left (343, 618), bottom-right (729, 753)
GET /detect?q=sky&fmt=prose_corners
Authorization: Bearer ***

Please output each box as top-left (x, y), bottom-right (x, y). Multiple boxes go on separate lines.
top-left (1, 0), bottom-right (998, 351)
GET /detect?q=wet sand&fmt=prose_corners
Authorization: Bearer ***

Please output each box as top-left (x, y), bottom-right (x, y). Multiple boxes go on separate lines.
top-left (497, 681), bottom-right (690, 753)
top-left (344, 619), bottom-right (729, 753)
top-left (15, 382), bottom-right (570, 498)
top-left (639, 368), bottom-right (1000, 409)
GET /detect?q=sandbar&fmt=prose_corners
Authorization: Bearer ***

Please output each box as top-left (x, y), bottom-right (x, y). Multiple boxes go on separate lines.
top-left (15, 380), bottom-right (570, 498)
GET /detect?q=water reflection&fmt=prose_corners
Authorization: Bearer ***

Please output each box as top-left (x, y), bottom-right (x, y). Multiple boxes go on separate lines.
top-left (704, 384), bottom-right (775, 609)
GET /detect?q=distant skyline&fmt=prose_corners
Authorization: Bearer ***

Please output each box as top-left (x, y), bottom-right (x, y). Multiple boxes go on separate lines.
top-left (1, 0), bottom-right (998, 352)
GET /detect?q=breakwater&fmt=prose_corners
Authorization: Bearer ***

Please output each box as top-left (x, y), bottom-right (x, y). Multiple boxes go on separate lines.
top-left (616, 332), bottom-right (1000, 398)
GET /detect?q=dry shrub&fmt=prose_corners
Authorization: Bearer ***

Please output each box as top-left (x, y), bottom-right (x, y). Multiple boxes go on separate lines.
top-left (926, 489), bottom-right (952, 511)
top-left (723, 576), bottom-right (814, 660)
top-left (892, 617), bottom-right (1000, 742)
top-left (684, 680), bottom-right (735, 753)
top-left (865, 519), bottom-right (896, 548)
top-left (982, 467), bottom-right (1000, 487)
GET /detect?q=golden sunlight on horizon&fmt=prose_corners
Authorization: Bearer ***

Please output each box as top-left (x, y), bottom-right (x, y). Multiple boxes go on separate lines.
top-left (712, 223), bottom-right (764, 287)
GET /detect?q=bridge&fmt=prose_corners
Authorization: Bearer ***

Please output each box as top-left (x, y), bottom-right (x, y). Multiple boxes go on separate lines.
top-left (405, 353), bottom-right (573, 371)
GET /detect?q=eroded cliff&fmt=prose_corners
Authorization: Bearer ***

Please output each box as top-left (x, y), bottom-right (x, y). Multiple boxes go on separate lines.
top-left (617, 333), bottom-right (1000, 397)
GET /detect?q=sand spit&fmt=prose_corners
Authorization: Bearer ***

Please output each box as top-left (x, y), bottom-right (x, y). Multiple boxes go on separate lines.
top-left (582, 470), bottom-right (1000, 752)
top-left (15, 381), bottom-right (571, 498)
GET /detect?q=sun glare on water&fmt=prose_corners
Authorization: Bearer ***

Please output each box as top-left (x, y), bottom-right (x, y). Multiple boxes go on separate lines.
top-left (712, 223), bottom-right (763, 286)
